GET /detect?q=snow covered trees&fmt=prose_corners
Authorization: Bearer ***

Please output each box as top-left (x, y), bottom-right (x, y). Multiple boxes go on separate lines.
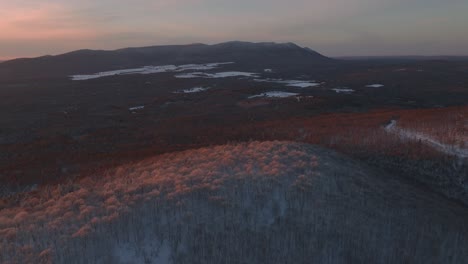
top-left (1, 141), bottom-right (467, 263)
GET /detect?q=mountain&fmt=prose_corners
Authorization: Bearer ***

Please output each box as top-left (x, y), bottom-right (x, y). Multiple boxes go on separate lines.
top-left (0, 41), bottom-right (333, 81)
top-left (2, 141), bottom-right (467, 263)
top-left (336, 55), bottom-right (468, 61)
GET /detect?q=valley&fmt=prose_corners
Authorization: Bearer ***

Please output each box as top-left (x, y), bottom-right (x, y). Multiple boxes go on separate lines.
top-left (0, 42), bottom-right (467, 263)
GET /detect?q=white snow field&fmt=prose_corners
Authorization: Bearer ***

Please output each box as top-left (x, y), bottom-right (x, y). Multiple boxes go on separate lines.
top-left (384, 120), bottom-right (468, 159)
top-left (70, 62), bottom-right (234, 80)
top-left (366, 84), bottom-right (385, 88)
top-left (174, 87), bottom-right (210, 94)
top-left (332, 88), bottom-right (355, 94)
top-left (174, 71), bottom-right (258, 79)
top-left (248, 91), bottom-right (300, 99)
top-left (128, 105), bottom-right (145, 111)
top-left (254, 78), bottom-right (321, 88)
top-left (1, 141), bottom-right (468, 263)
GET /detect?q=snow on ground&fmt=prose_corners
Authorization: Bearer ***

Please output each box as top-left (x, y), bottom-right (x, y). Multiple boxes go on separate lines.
top-left (173, 72), bottom-right (205, 78)
top-left (129, 106), bottom-right (145, 111)
top-left (332, 88), bottom-right (355, 94)
top-left (176, 62), bottom-right (234, 72)
top-left (254, 78), bottom-right (320, 88)
top-left (70, 62), bottom-right (234, 80)
top-left (174, 87), bottom-right (209, 94)
top-left (113, 237), bottom-right (171, 264)
top-left (384, 120), bottom-right (468, 159)
top-left (205, 62), bottom-right (234, 67)
top-left (295, 96), bottom-right (314, 102)
top-left (248, 91), bottom-right (299, 99)
top-left (2, 141), bottom-right (468, 263)
top-left (287, 82), bottom-right (321, 88)
top-left (264, 69), bottom-right (273, 72)
top-left (175, 71), bottom-right (258, 79)
top-left (209, 72), bottom-right (259, 78)
top-left (366, 84), bottom-right (385, 88)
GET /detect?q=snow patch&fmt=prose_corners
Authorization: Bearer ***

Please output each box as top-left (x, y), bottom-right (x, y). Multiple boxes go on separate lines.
top-left (173, 72), bottom-right (206, 79)
top-left (113, 238), bottom-right (171, 264)
top-left (254, 78), bottom-right (320, 88)
top-left (175, 71), bottom-right (258, 79)
top-left (332, 88), bottom-right (355, 94)
top-left (248, 91), bottom-right (299, 99)
top-left (70, 62), bottom-right (234, 80)
top-left (366, 84), bottom-right (385, 88)
top-left (295, 95), bottom-right (314, 102)
top-left (287, 82), bottom-right (321, 88)
top-left (174, 87), bottom-right (209, 94)
top-left (176, 62), bottom-right (233, 72)
top-left (384, 120), bottom-right (468, 159)
top-left (129, 106), bottom-right (145, 111)
top-left (209, 71), bottom-right (259, 78)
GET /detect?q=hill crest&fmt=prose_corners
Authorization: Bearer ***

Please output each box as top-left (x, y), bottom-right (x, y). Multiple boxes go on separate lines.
top-left (0, 41), bottom-right (333, 81)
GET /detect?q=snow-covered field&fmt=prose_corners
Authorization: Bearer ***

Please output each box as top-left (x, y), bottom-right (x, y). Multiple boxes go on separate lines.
top-left (128, 105), bottom-right (145, 111)
top-left (70, 62), bottom-right (234, 80)
top-left (332, 88), bottom-right (355, 94)
top-left (248, 91), bottom-right (299, 99)
top-left (70, 63), bottom-right (324, 92)
top-left (173, 72), bottom-right (320, 89)
top-left (174, 71), bottom-right (258, 79)
top-left (366, 84), bottom-right (385, 88)
top-left (174, 87), bottom-right (210, 93)
top-left (384, 120), bottom-right (468, 159)
top-left (113, 236), bottom-right (171, 264)
top-left (254, 78), bottom-right (320, 88)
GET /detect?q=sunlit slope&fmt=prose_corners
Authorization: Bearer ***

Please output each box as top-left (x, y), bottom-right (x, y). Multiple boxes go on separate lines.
top-left (1, 141), bottom-right (467, 263)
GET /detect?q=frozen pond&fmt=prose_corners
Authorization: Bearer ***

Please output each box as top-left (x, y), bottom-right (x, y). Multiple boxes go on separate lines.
top-left (175, 71), bottom-right (258, 79)
top-left (70, 62), bottom-right (234, 80)
top-left (248, 91), bottom-right (299, 99)
top-left (366, 84), bottom-right (385, 88)
top-left (128, 105), bottom-right (145, 111)
top-left (254, 78), bottom-right (320, 88)
top-left (332, 88), bottom-right (355, 94)
top-left (174, 87), bottom-right (210, 93)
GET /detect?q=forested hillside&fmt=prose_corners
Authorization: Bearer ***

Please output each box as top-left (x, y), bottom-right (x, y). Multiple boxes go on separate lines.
top-left (1, 141), bottom-right (467, 263)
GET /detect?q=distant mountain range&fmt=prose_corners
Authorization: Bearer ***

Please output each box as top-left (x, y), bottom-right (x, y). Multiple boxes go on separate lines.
top-left (337, 55), bottom-right (468, 61)
top-left (0, 41), bottom-right (333, 81)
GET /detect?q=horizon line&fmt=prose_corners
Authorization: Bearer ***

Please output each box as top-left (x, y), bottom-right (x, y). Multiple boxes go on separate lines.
top-left (1, 41), bottom-right (468, 62)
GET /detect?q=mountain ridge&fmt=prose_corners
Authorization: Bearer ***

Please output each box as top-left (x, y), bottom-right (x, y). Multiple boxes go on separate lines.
top-left (0, 41), bottom-right (333, 81)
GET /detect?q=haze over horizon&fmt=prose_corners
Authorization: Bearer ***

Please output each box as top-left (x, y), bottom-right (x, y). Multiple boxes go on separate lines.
top-left (1, 0), bottom-right (468, 60)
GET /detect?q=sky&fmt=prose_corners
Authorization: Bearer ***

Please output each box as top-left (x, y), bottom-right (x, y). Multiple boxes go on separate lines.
top-left (1, 0), bottom-right (468, 60)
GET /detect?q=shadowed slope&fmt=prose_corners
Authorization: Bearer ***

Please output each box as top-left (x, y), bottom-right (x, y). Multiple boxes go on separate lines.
top-left (0, 42), bottom-right (333, 81)
top-left (1, 141), bottom-right (467, 263)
